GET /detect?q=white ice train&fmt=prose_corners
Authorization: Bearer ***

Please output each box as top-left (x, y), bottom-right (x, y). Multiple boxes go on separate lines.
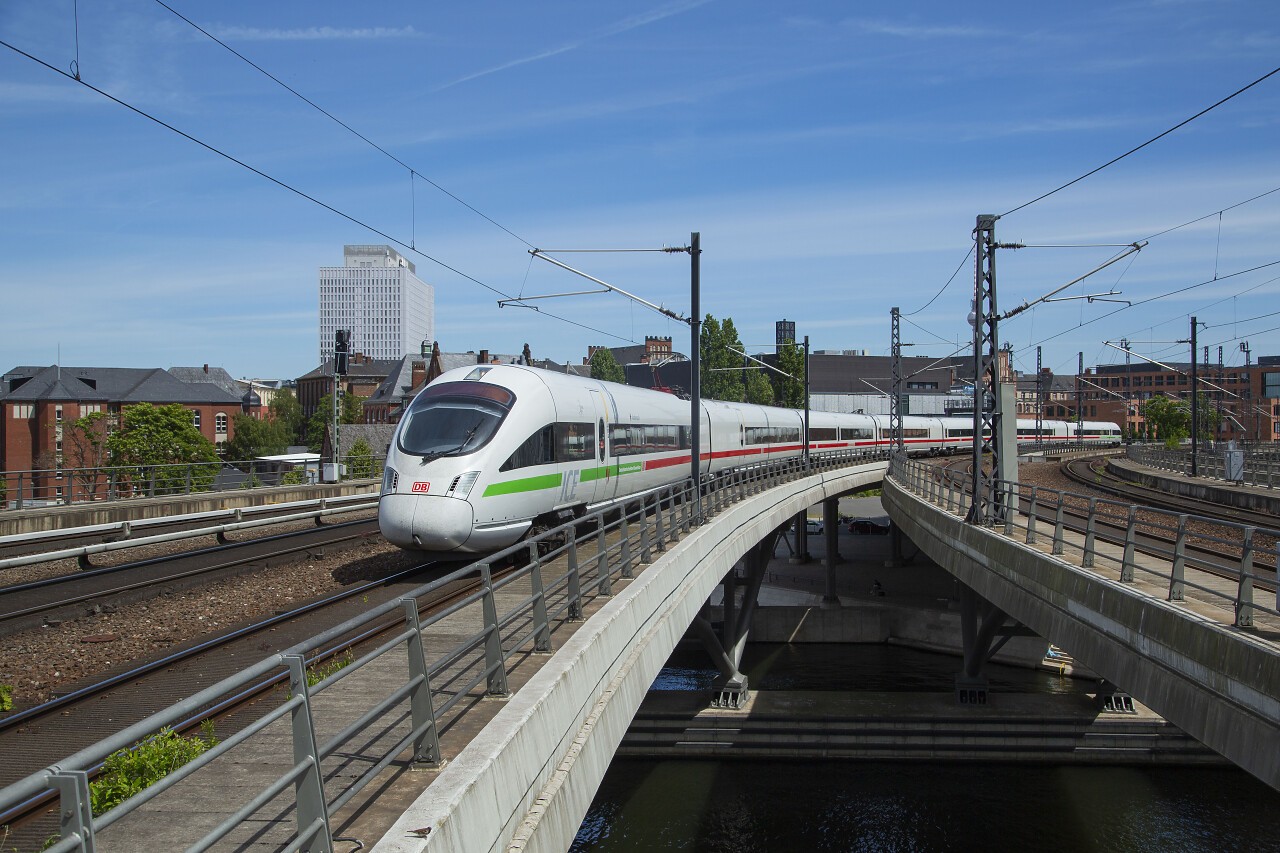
top-left (377, 364), bottom-right (1120, 555)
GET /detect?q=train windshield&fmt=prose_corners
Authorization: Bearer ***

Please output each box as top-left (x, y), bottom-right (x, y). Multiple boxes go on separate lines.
top-left (398, 381), bottom-right (514, 458)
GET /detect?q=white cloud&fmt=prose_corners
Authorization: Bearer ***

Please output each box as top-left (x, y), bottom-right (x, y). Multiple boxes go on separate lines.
top-left (433, 0), bottom-right (713, 91)
top-left (208, 25), bottom-right (421, 41)
top-left (840, 18), bottom-right (1000, 39)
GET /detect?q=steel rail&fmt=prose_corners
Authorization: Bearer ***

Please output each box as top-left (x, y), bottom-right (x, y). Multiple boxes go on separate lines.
top-left (0, 498), bottom-right (379, 572)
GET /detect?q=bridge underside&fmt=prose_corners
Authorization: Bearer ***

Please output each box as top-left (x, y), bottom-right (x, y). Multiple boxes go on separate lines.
top-left (374, 462), bottom-right (886, 853)
top-left (882, 476), bottom-right (1280, 790)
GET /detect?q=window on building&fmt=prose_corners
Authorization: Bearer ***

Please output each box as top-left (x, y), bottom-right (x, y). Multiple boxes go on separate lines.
top-left (192, 410), bottom-right (201, 429)
top-left (215, 412), bottom-right (228, 433)
top-left (55, 406), bottom-right (63, 422)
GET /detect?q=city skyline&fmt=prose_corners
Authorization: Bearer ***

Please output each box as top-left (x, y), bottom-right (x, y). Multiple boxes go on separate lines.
top-left (3, 1), bottom-right (1279, 380)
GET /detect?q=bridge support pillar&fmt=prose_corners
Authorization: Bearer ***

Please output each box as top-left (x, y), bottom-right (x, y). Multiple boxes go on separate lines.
top-left (788, 512), bottom-right (811, 564)
top-left (956, 583), bottom-right (1036, 705)
top-left (822, 498), bottom-right (841, 607)
top-left (693, 527), bottom-right (784, 709)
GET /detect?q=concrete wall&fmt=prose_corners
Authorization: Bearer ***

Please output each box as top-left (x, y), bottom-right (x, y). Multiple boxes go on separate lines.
top-left (883, 476), bottom-right (1280, 790)
top-left (372, 461), bottom-right (888, 853)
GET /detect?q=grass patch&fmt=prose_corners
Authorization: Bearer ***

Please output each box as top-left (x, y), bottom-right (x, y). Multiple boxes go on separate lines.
top-left (89, 721), bottom-right (218, 816)
top-left (307, 650), bottom-right (355, 687)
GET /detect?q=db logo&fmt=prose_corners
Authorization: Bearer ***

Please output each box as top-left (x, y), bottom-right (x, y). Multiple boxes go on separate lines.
top-left (411, 481), bottom-right (431, 493)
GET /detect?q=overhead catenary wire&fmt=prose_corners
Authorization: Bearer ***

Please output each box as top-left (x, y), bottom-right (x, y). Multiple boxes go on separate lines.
top-left (906, 245), bottom-right (973, 317)
top-left (0, 37), bottom-right (640, 347)
top-left (1000, 65), bottom-right (1280, 218)
top-left (1014, 257), bottom-right (1280, 355)
top-left (150, 0), bottom-right (535, 250)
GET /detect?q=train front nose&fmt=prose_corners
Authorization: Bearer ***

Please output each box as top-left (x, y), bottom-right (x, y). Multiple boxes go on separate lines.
top-left (379, 494), bottom-right (474, 551)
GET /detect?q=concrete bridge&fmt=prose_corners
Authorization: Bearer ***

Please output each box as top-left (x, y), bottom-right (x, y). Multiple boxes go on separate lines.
top-left (8, 450), bottom-right (1279, 853)
top-left (372, 457), bottom-right (886, 853)
top-left (883, 456), bottom-right (1280, 790)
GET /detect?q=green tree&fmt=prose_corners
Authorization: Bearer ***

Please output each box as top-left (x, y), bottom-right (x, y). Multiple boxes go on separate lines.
top-left (106, 403), bottom-right (220, 495)
top-left (305, 392), bottom-right (363, 451)
top-left (589, 347), bottom-right (626, 383)
top-left (224, 413), bottom-right (292, 461)
top-left (60, 410), bottom-right (111, 498)
top-left (744, 368), bottom-right (774, 405)
top-left (1139, 394), bottom-right (1218, 447)
top-left (345, 436), bottom-right (377, 478)
top-left (699, 314), bottom-right (746, 402)
top-left (267, 389), bottom-right (305, 447)
top-left (772, 340), bottom-right (806, 408)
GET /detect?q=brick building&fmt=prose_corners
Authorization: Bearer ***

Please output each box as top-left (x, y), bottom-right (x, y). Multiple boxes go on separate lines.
top-left (1086, 358), bottom-right (1280, 442)
top-left (296, 353), bottom-right (400, 420)
top-left (0, 364), bottom-right (262, 503)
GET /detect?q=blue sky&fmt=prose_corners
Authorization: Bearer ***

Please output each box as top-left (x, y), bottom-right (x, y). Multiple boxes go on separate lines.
top-left (3, 0), bottom-right (1279, 383)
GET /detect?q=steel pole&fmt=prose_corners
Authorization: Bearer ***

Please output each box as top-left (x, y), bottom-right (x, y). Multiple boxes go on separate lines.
top-left (803, 335), bottom-right (810, 469)
top-left (1191, 316), bottom-right (1198, 477)
top-left (690, 232), bottom-right (702, 522)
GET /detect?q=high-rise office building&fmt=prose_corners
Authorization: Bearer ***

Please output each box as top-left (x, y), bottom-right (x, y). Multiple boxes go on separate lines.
top-left (318, 245), bottom-right (434, 363)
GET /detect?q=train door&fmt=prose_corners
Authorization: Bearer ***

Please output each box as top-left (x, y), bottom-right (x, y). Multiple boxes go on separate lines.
top-left (590, 388), bottom-right (618, 504)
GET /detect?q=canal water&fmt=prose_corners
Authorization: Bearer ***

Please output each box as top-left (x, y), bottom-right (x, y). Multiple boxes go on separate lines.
top-left (570, 644), bottom-right (1280, 852)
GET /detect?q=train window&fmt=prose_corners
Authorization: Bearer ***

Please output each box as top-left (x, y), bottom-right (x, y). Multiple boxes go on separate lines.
top-left (809, 428), bottom-right (837, 441)
top-left (902, 428), bottom-right (929, 438)
top-left (839, 427), bottom-right (873, 441)
top-left (399, 385), bottom-right (511, 458)
top-left (608, 422), bottom-right (688, 456)
top-left (556, 422), bottom-right (594, 462)
top-left (501, 424), bottom-right (555, 471)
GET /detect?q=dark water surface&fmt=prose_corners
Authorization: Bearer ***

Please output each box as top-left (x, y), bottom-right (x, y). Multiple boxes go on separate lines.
top-left (572, 760), bottom-right (1280, 853)
top-left (572, 644), bottom-right (1280, 852)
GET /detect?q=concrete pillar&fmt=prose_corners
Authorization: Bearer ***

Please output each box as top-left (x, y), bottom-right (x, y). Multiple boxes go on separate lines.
top-left (789, 511), bottom-right (811, 564)
top-left (822, 498), bottom-right (840, 606)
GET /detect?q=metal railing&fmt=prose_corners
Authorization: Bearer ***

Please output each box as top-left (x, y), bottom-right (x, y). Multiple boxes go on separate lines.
top-left (0, 456), bottom-right (385, 511)
top-left (0, 446), bottom-right (886, 853)
top-left (0, 494), bottom-right (380, 572)
top-left (889, 454), bottom-right (1280, 628)
top-left (1126, 444), bottom-right (1280, 489)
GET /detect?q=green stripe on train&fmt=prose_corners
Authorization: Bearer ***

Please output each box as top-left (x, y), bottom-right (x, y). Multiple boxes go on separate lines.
top-left (482, 472), bottom-right (564, 497)
top-left (580, 461), bottom-right (643, 482)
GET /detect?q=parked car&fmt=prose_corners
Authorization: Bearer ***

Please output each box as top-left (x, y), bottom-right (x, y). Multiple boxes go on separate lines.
top-left (805, 519), bottom-right (823, 535)
top-left (848, 517), bottom-right (890, 535)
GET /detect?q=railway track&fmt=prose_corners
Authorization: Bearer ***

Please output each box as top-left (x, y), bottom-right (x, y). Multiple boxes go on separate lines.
top-left (0, 494), bottom-right (378, 561)
top-left (0, 517), bottom-right (381, 638)
top-left (0, 554), bottom-right (483, 846)
top-left (1059, 456), bottom-right (1280, 529)
top-left (919, 454), bottom-right (1277, 584)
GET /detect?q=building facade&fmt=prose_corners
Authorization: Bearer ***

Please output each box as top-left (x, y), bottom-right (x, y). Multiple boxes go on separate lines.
top-left (1086, 358), bottom-right (1279, 442)
top-left (319, 245), bottom-right (434, 364)
top-left (0, 365), bottom-right (260, 504)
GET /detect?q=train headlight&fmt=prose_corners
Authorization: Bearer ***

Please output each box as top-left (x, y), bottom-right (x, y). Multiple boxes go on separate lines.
top-left (382, 466), bottom-right (399, 495)
top-left (446, 470), bottom-right (480, 500)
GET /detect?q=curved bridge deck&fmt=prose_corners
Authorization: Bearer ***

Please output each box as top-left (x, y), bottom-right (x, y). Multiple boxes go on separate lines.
top-left (884, 456), bottom-right (1280, 790)
top-left (0, 453), bottom-right (886, 853)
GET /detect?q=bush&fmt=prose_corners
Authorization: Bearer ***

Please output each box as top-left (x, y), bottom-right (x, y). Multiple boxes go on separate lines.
top-left (89, 722), bottom-right (218, 815)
